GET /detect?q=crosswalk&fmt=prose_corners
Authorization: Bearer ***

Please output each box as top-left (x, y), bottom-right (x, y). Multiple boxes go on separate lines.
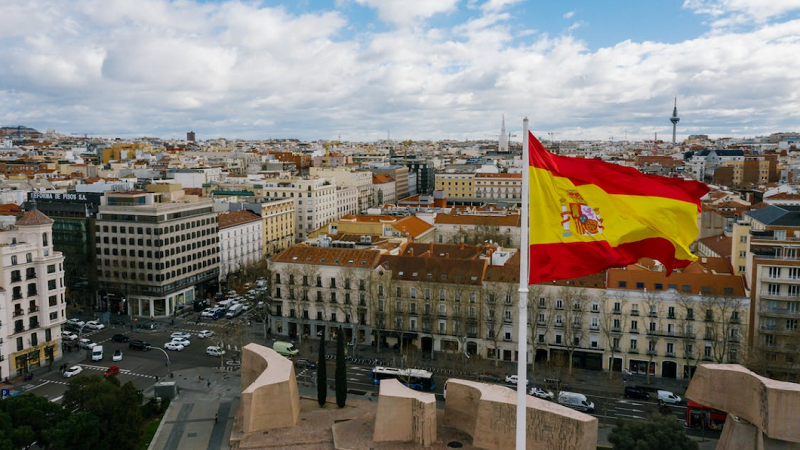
top-left (78, 364), bottom-right (157, 379)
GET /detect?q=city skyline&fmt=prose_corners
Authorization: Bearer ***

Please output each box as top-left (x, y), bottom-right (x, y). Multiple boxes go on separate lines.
top-left (1, 0), bottom-right (799, 141)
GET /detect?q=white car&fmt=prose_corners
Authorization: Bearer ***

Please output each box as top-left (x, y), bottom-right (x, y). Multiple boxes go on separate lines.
top-left (112, 349), bottom-right (123, 362)
top-left (170, 332), bottom-right (192, 340)
top-left (206, 346), bottom-right (225, 357)
top-left (85, 321), bottom-right (105, 330)
top-left (62, 331), bottom-right (78, 341)
top-left (79, 338), bottom-right (95, 349)
top-left (63, 365), bottom-right (83, 378)
top-left (171, 338), bottom-right (190, 347)
top-left (67, 318), bottom-right (85, 327)
top-left (201, 308), bottom-right (218, 318)
top-left (164, 342), bottom-right (184, 351)
top-left (198, 330), bottom-right (214, 339)
top-left (529, 387), bottom-right (555, 400)
top-left (505, 375), bottom-right (530, 386)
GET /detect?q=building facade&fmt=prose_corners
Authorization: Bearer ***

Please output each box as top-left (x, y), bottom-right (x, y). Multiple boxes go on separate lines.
top-left (0, 210), bottom-right (67, 380)
top-left (261, 178), bottom-right (338, 242)
top-left (218, 210), bottom-right (264, 286)
top-left (96, 187), bottom-right (219, 317)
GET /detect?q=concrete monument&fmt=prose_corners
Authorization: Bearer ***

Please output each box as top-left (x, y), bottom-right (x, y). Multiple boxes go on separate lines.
top-left (443, 379), bottom-right (597, 450)
top-left (238, 343), bottom-right (301, 433)
top-left (685, 364), bottom-right (800, 450)
top-left (373, 378), bottom-right (437, 446)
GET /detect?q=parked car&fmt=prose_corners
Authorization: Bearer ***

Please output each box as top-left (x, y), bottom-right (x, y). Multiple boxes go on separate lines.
top-left (294, 359), bottom-right (317, 370)
top-left (104, 366), bottom-right (120, 377)
top-left (197, 330), bottom-right (214, 339)
top-left (67, 318), bottom-right (85, 327)
top-left (112, 334), bottom-right (130, 343)
top-left (79, 338), bottom-right (95, 349)
top-left (63, 323), bottom-right (81, 332)
top-left (170, 332), bottom-right (191, 340)
top-left (657, 390), bottom-right (682, 405)
top-left (211, 309), bottom-right (226, 320)
top-left (112, 349), bottom-right (123, 362)
top-left (129, 340), bottom-right (150, 351)
top-left (85, 321), bottom-right (105, 330)
top-left (62, 331), bottom-right (78, 341)
top-left (529, 387), bottom-right (555, 400)
top-left (624, 386), bottom-right (650, 400)
top-left (63, 365), bottom-right (83, 378)
top-left (206, 346), bottom-right (225, 357)
top-left (91, 345), bottom-right (104, 361)
top-left (171, 338), bottom-right (190, 347)
top-left (505, 375), bottom-right (530, 386)
top-left (201, 308), bottom-right (217, 318)
top-left (478, 373), bottom-right (502, 383)
top-left (164, 342), bottom-right (184, 351)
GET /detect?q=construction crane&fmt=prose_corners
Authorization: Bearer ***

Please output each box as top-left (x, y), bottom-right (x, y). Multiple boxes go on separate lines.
top-left (323, 141), bottom-right (342, 167)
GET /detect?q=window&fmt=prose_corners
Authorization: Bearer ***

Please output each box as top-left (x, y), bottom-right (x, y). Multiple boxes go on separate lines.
top-left (591, 303), bottom-right (599, 312)
top-left (631, 320), bottom-right (638, 330)
top-left (409, 288), bottom-right (417, 299)
top-left (655, 283), bottom-right (663, 290)
top-left (556, 299), bottom-right (564, 309)
top-left (636, 282), bottom-right (645, 289)
top-left (790, 268), bottom-right (800, 279)
top-left (768, 267), bottom-right (781, 278)
top-left (591, 317), bottom-right (599, 328)
top-left (630, 339), bottom-right (637, 350)
top-left (618, 281), bottom-right (627, 288)
top-left (48, 280), bottom-right (56, 290)
top-left (11, 255), bottom-right (17, 265)
top-left (469, 292), bottom-right (476, 303)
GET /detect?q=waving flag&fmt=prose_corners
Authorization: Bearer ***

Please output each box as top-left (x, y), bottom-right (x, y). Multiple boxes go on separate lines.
top-left (527, 131), bottom-right (709, 284)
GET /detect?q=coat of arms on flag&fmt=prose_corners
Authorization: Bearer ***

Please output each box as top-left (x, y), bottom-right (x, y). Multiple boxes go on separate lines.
top-left (560, 190), bottom-right (603, 237)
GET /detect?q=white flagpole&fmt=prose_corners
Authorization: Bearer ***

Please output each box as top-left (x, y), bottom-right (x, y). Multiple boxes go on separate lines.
top-left (516, 117), bottom-right (530, 450)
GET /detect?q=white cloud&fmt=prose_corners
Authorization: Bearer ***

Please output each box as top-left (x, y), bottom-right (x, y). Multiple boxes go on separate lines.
top-left (351, 0), bottom-right (460, 25)
top-left (683, 0), bottom-right (800, 26)
top-left (563, 10), bottom-right (575, 19)
top-left (0, 0), bottom-right (799, 141)
top-left (481, 0), bottom-right (525, 12)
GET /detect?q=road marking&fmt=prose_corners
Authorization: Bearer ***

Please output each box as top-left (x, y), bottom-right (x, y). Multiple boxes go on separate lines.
top-left (51, 395), bottom-right (63, 403)
top-left (614, 406), bottom-right (645, 413)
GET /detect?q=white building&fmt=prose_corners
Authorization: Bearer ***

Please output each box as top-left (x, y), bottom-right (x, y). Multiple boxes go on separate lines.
top-left (218, 210), bottom-right (264, 283)
top-left (173, 167), bottom-right (224, 188)
top-left (0, 209), bottom-right (67, 380)
top-left (336, 186), bottom-right (358, 219)
top-left (309, 167), bottom-right (375, 210)
top-left (261, 178), bottom-right (338, 242)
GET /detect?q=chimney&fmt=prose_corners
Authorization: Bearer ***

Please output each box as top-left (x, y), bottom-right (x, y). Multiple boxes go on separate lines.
top-left (409, 247), bottom-right (414, 257)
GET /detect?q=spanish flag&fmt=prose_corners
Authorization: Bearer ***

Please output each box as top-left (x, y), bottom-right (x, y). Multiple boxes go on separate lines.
top-left (527, 131), bottom-right (709, 284)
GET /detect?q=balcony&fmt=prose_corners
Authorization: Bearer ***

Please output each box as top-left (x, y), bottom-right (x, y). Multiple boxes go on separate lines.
top-left (555, 323), bottom-right (564, 328)
top-left (665, 351), bottom-right (675, 357)
top-left (665, 331), bottom-right (677, 337)
top-left (728, 336), bottom-right (741, 343)
top-left (29, 322), bottom-right (39, 329)
top-left (648, 312), bottom-right (658, 318)
top-left (667, 314), bottom-right (676, 320)
top-left (646, 350), bottom-right (657, 356)
top-left (27, 290), bottom-right (37, 297)
top-left (761, 306), bottom-right (800, 317)
top-left (611, 326), bottom-right (621, 333)
top-left (503, 317), bottom-right (513, 323)
top-left (646, 329), bottom-right (658, 336)
top-left (571, 323), bottom-right (582, 329)
top-left (686, 315), bottom-right (695, 321)
top-left (629, 348), bottom-right (639, 354)
top-left (467, 332), bottom-right (478, 338)
top-left (14, 326), bottom-right (24, 334)
top-left (13, 310), bottom-right (24, 317)
top-left (630, 311), bottom-right (639, 316)
top-left (438, 313), bottom-right (447, 318)
top-left (10, 276), bottom-right (21, 283)
top-left (684, 332), bottom-right (696, 339)
top-left (12, 294), bottom-right (22, 301)
top-left (630, 329), bottom-right (639, 334)
top-left (28, 306), bottom-right (39, 313)
top-left (612, 309), bottom-right (621, 315)
top-left (590, 325), bottom-right (599, 330)
top-left (730, 317), bottom-right (741, 324)
top-left (612, 346), bottom-right (622, 352)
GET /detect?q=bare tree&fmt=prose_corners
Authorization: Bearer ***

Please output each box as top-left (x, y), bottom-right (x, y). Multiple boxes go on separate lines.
top-left (600, 290), bottom-right (628, 380)
top-left (700, 294), bottom-right (745, 363)
top-left (642, 290), bottom-right (662, 384)
top-left (559, 287), bottom-right (588, 375)
top-left (369, 269), bottom-right (395, 354)
top-left (483, 282), bottom-right (507, 367)
top-left (673, 290), bottom-right (699, 379)
top-left (527, 285), bottom-right (548, 378)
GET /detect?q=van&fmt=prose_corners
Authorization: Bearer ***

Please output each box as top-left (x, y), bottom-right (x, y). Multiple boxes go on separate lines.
top-left (217, 298), bottom-right (233, 308)
top-left (273, 341), bottom-right (299, 357)
top-left (91, 345), bottom-right (104, 361)
top-left (624, 386), bottom-right (650, 400)
top-left (657, 390), bottom-right (682, 405)
top-left (226, 303), bottom-right (243, 319)
top-left (557, 391), bottom-right (595, 412)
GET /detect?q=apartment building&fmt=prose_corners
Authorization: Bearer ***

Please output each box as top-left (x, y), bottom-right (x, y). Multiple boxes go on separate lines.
top-left (95, 186), bottom-right (219, 318)
top-left (435, 172), bottom-right (475, 200)
top-left (474, 173), bottom-right (522, 204)
top-left (269, 246), bottom-right (382, 344)
top-left (336, 186), bottom-right (358, 218)
top-left (744, 205), bottom-right (800, 381)
top-left (0, 209), bottom-right (67, 380)
top-left (372, 175), bottom-right (396, 205)
top-left (434, 210), bottom-right (521, 247)
top-left (261, 178), bottom-right (338, 242)
top-left (370, 166), bottom-right (409, 201)
top-left (309, 215), bottom-right (434, 243)
top-left (218, 210), bottom-right (264, 284)
top-left (310, 167), bottom-right (375, 211)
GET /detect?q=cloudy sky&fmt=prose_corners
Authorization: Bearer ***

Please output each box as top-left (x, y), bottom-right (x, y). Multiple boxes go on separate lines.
top-left (2, 0), bottom-right (800, 142)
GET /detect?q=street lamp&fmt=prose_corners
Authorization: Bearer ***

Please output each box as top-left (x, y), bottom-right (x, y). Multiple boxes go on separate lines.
top-left (147, 346), bottom-right (171, 379)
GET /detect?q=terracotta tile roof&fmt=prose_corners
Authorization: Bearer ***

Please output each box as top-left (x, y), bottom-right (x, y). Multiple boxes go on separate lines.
top-left (765, 192), bottom-right (800, 200)
top-left (380, 254), bottom-right (487, 285)
top-left (218, 210), bottom-right (262, 229)
top-left (272, 245), bottom-right (382, 268)
top-left (372, 175), bottom-right (394, 184)
top-left (401, 243), bottom-right (486, 260)
top-left (697, 235), bottom-right (732, 258)
top-left (16, 209), bottom-right (54, 226)
top-left (434, 213), bottom-right (520, 227)
top-left (0, 203), bottom-right (22, 216)
top-left (608, 259), bottom-right (745, 296)
top-left (392, 216), bottom-right (434, 237)
top-left (475, 173), bottom-right (522, 179)
top-left (184, 188), bottom-right (203, 196)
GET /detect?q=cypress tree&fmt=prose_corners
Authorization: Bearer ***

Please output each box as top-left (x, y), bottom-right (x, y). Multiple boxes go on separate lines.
top-left (335, 326), bottom-right (347, 408)
top-left (317, 332), bottom-right (327, 407)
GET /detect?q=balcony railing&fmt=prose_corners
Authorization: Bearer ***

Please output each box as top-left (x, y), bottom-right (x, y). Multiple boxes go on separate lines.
top-left (590, 325), bottom-right (599, 330)
top-left (14, 326), bottom-right (24, 333)
top-left (28, 306), bottom-right (38, 313)
top-left (28, 322), bottom-right (39, 329)
top-left (646, 350), bottom-right (657, 356)
top-left (648, 312), bottom-right (658, 318)
top-left (10, 276), bottom-right (21, 283)
top-left (611, 326), bottom-right (621, 333)
top-left (13, 310), bottom-right (24, 317)
top-left (646, 329), bottom-right (658, 335)
top-left (630, 311), bottom-right (639, 316)
top-left (761, 306), bottom-right (800, 317)
top-left (629, 348), bottom-right (639, 354)
top-left (665, 351), bottom-right (675, 357)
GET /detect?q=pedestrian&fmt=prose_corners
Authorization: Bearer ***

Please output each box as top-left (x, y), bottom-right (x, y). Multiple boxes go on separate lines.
top-left (207, 380), bottom-right (211, 388)
top-left (214, 413), bottom-right (218, 423)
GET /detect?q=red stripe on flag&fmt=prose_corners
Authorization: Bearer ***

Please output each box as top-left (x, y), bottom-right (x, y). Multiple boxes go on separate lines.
top-left (528, 238), bottom-right (694, 284)
top-left (528, 132), bottom-right (708, 204)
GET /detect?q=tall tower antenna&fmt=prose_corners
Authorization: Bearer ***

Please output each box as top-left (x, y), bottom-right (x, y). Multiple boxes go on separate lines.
top-left (670, 97), bottom-right (680, 144)
top-left (499, 114), bottom-right (509, 152)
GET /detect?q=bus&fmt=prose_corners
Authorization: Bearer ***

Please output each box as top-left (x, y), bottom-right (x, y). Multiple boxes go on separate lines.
top-left (685, 400), bottom-right (727, 431)
top-left (371, 366), bottom-right (436, 391)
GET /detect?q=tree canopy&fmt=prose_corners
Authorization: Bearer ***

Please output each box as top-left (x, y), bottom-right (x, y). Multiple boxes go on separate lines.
top-left (608, 414), bottom-right (699, 450)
